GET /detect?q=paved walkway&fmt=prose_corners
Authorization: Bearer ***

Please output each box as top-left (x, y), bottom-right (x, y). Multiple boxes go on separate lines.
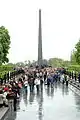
top-left (69, 79), bottom-right (80, 90)
top-left (4, 83), bottom-right (80, 120)
top-left (0, 107), bottom-right (9, 120)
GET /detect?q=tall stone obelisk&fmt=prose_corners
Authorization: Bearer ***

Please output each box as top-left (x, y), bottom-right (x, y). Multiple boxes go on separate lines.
top-left (38, 9), bottom-right (43, 66)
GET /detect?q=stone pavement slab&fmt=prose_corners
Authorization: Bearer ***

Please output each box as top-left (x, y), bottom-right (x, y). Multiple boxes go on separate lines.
top-left (3, 83), bottom-right (80, 120)
top-left (0, 107), bottom-right (9, 120)
top-left (69, 80), bottom-right (80, 90)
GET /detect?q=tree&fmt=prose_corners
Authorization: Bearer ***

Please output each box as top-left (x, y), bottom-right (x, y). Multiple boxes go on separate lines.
top-left (48, 58), bottom-right (63, 67)
top-left (70, 50), bottom-right (77, 65)
top-left (0, 43), bottom-right (3, 65)
top-left (48, 58), bottom-right (70, 68)
top-left (0, 26), bottom-right (10, 64)
top-left (15, 62), bottom-right (25, 67)
top-left (75, 40), bottom-right (80, 64)
top-left (28, 60), bottom-right (31, 66)
top-left (24, 60), bottom-right (28, 66)
top-left (63, 60), bottom-right (70, 67)
top-left (7, 63), bottom-right (14, 66)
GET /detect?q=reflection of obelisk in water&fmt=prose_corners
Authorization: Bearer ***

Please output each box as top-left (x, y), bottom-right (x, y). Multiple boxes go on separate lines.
top-left (38, 9), bottom-right (43, 66)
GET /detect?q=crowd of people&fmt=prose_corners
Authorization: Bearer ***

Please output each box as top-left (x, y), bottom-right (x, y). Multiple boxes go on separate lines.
top-left (0, 78), bottom-right (22, 110)
top-left (0, 67), bottom-right (71, 111)
top-left (23, 68), bottom-right (60, 93)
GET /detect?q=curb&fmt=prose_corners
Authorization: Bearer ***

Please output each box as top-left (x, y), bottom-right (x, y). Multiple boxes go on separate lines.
top-left (0, 107), bottom-right (9, 120)
top-left (69, 81), bottom-right (80, 91)
top-left (60, 81), bottom-right (80, 95)
top-left (69, 84), bottom-right (80, 96)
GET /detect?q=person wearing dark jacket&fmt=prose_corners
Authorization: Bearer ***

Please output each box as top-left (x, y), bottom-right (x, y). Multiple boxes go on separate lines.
top-left (78, 73), bottom-right (80, 83)
top-left (13, 93), bottom-right (17, 111)
top-left (47, 75), bottom-right (51, 87)
top-left (74, 72), bottom-right (77, 81)
top-left (44, 71), bottom-right (47, 81)
top-left (28, 75), bottom-right (34, 92)
top-left (12, 84), bottom-right (17, 111)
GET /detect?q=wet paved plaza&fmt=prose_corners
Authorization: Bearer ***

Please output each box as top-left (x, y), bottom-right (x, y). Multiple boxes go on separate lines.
top-left (5, 83), bottom-right (80, 120)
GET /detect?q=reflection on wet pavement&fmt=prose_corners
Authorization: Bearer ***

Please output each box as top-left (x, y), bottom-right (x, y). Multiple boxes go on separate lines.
top-left (5, 83), bottom-right (80, 120)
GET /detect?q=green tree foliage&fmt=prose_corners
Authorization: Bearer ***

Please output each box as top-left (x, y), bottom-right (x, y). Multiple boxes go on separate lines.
top-left (68, 65), bottom-right (80, 72)
top-left (0, 64), bottom-right (15, 79)
top-left (63, 60), bottom-right (71, 67)
top-left (48, 58), bottom-right (62, 67)
top-left (70, 50), bottom-right (77, 65)
top-left (48, 58), bottom-right (70, 68)
top-left (75, 40), bottom-right (80, 64)
top-left (0, 26), bottom-right (10, 64)
top-left (0, 65), bottom-right (13, 72)
top-left (7, 63), bottom-right (14, 66)
top-left (15, 62), bottom-right (25, 67)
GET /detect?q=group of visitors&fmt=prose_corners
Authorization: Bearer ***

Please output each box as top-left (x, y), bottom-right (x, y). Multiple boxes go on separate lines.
top-left (0, 67), bottom-right (69, 111)
top-left (23, 68), bottom-right (64, 93)
top-left (0, 77), bottom-right (22, 110)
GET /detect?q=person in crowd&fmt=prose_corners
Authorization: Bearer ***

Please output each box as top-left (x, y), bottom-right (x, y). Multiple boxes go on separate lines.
top-left (47, 75), bottom-right (51, 87)
top-left (16, 83), bottom-right (20, 98)
top-left (13, 91), bottom-right (17, 111)
top-left (72, 71), bottom-right (74, 79)
top-left (55, 72), bottom-right (58, 83)
top-left (19, 77), bottom-right (23, 85)
top-left (24, 79), bottom-right (28, 93)
top-left (66, 75), bottom-right (69, 86)
top-left (74, 72), bottom-right (77, 81)
top-left (12, 83), bottom-right (18, 98)
top-left (51, 74), bottom-right (54, 88)
top-left (4, 84), bottom-right (9, 92)
top-left (78, 73), bottom-right (80, 83)
top-left (25, 74), bottom-right (28, 81)
top-left (61, 74), bottom-right (65, 84)
top-left (39, 71), bottom-right (43, 91)
top-left (0, 89), bottom-right (8, 107)
top-left (0, 89), bottom-right (5, 107)
top-left (57, 72), bottom-right (60, 81)
top-left (18, 81), bottom-right (22, 89)
top-left (28, 75), bottom-right (34, 92)
top-left (35, 77), bottom-right (40, 93)
top-left (44, 70), bottom-right (47, 81)
top-left (64, 74), bottom-right (67, 82)
top-left (36, 71), bottom-right (40, 78)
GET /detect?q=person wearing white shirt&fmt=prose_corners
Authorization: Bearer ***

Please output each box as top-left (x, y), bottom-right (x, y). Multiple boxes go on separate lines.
top-left (40, 72), bottom-right (42, 77)
top-left (25, 75), bottom-right (28, 80)
top-left (61, 74), bottom-right (65, 84)
top-left (24, 80), bottom-right (28, 92)
top-left (36, 72), bottom-right (39, 77)
top-left (35, 77), bottom-right (40, 92)
top-left (66, 75), bottom-right (69, 86)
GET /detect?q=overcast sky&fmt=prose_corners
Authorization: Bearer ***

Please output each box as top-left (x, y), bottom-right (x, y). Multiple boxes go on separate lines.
top-left (0, 0), bottom-right (80, 63)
